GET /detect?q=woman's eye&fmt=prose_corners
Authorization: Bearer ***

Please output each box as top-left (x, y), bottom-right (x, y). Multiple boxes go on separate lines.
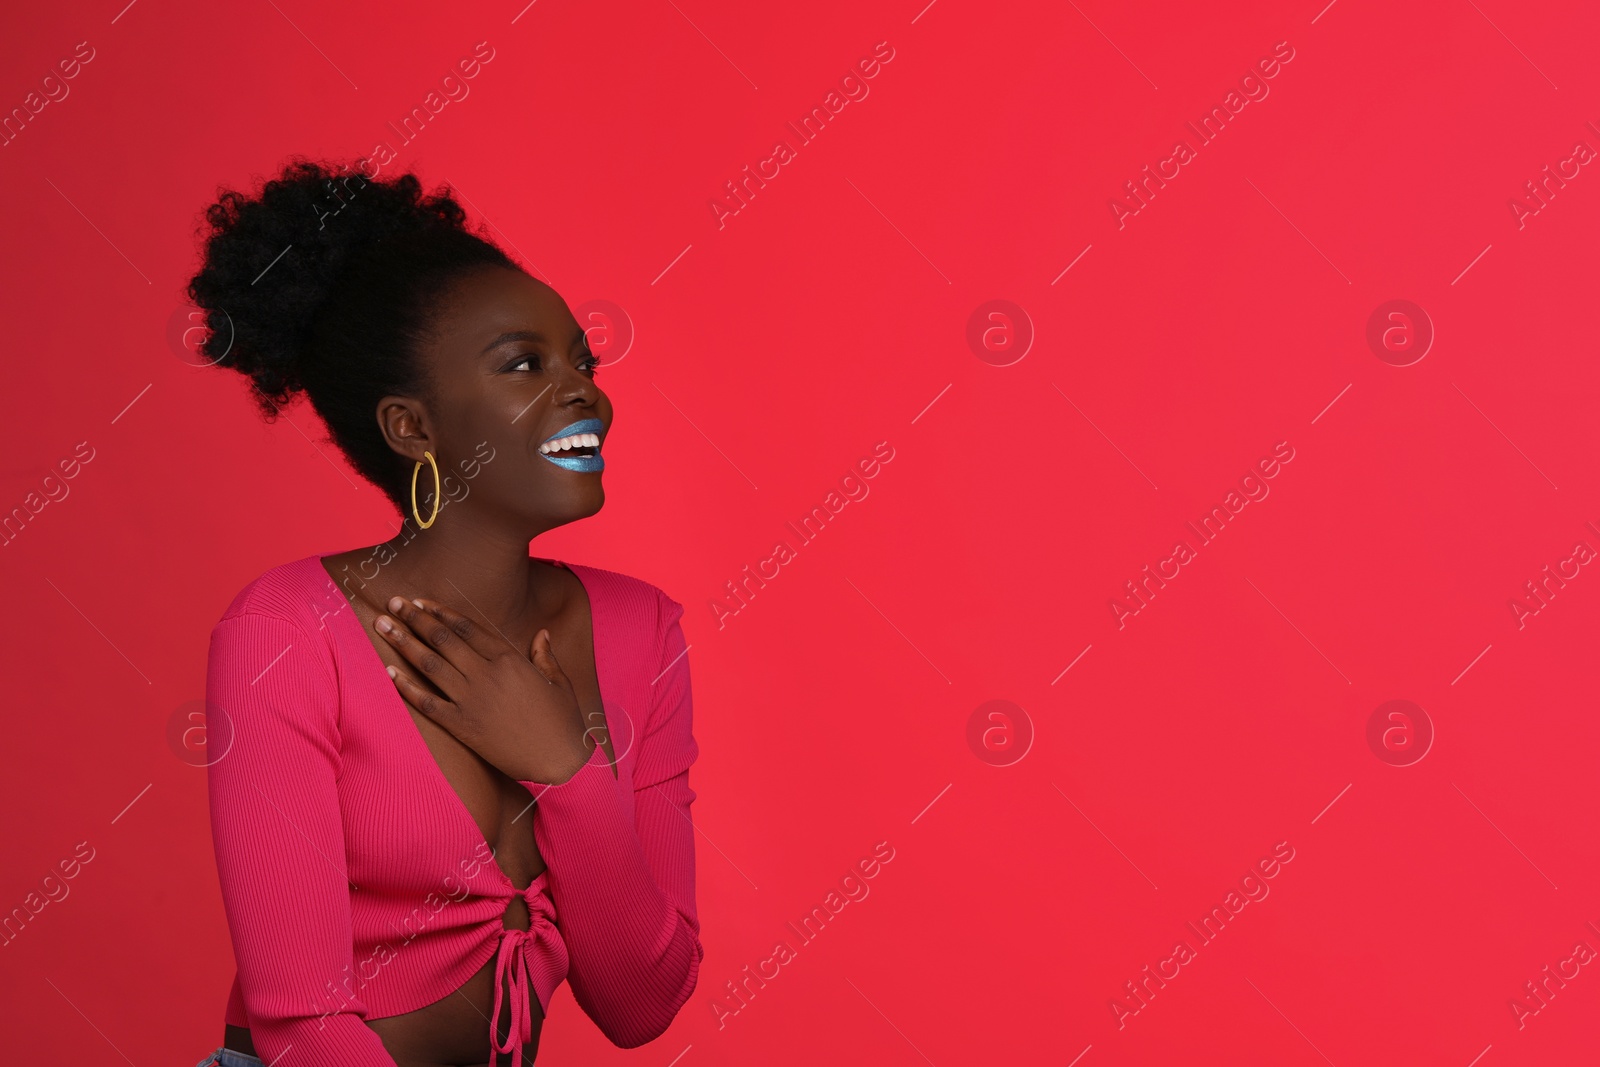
top-left (508, 353), bottom-right (598, 374)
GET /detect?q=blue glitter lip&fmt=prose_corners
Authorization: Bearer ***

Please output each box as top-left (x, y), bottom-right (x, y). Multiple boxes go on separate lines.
top-left (539, 417), bottom-right (605, 473)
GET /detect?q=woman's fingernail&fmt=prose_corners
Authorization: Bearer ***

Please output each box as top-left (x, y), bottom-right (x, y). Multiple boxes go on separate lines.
top-left (386, 665), bottom-right (398, 680)
top-left (388, 596), bottom-right (406, 612)
top-left (412, 598), bottom-right (425, 608)
top-left (376, 616), bottom-right (394, 633)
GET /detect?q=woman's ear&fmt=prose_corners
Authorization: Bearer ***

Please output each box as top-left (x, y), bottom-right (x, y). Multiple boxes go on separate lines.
top-left (376, 395), bottom-right (433, 463)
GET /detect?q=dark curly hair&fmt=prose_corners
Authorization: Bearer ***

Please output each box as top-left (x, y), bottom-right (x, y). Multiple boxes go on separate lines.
top-left (186, 156), bottom-right (521, 510)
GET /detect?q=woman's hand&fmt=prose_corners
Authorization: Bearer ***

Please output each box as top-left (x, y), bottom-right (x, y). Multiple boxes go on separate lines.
top-left (374, 595), bottom-right (594, 785)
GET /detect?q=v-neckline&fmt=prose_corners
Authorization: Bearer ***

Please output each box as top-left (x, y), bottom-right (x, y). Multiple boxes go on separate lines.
top-left (309, 552), bottom-right (612, 889)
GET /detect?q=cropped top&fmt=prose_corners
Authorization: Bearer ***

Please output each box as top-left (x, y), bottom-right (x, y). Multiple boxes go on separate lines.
top-left (204, 552), bottom-right (702, 1066)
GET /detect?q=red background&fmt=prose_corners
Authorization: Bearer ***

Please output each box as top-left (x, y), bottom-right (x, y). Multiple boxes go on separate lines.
top-left (4, 0), bottom-right (1599, 1064)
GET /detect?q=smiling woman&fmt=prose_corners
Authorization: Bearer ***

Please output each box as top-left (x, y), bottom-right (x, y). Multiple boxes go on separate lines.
top-left (184, 158), bottom-right (702, 1067)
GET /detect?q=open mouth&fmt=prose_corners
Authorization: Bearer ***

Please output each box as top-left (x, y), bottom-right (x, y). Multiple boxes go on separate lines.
top-left (538, 419), bottom-right (605, 472)
top-left (539, 433), bottom-right (600, 459)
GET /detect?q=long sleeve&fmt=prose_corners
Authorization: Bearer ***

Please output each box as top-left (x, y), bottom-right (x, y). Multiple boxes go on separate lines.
top-left (519, 591), bottom-right (703, 1047)
top-left (206, 610), bottom-right (400, 1067)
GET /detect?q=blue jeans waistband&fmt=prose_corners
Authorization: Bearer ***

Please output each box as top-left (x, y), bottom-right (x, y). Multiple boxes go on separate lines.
top-left (195, 1049), bottom-right (264, 1067)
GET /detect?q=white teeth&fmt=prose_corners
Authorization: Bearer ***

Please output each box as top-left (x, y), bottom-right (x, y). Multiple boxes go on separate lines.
top-left (540, 432), bottom-right (600, 455)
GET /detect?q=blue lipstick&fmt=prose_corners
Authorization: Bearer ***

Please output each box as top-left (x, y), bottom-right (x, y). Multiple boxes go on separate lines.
top-left (538, 417), bottom-right (605, 473)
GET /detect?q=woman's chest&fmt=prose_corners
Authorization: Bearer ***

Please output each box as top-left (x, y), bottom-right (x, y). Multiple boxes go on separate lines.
top-left (321, 586), bottom-right (634, 885)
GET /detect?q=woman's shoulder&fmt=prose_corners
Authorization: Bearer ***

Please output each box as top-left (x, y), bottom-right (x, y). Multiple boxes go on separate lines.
top-left (213, 553), bottom-right (336, 634)
top-left (535, 551), bottom-right (676, 606)
top-left (553, 558), bottom-right (687, 635)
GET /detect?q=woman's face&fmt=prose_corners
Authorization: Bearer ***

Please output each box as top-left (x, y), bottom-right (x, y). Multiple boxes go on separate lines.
top-left (393, 264), bottom-right (612, 532)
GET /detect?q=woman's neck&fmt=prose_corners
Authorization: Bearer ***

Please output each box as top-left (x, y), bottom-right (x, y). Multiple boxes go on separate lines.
top-left (345, 516), bottom-right (554, 637)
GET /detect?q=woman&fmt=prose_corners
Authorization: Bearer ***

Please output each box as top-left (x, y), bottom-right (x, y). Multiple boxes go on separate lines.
top-left (186, 158), bottom-right (702, 1066)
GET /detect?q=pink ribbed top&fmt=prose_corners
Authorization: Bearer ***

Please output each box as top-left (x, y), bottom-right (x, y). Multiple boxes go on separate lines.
top-left (204, 552), bottom-right (702, 1066)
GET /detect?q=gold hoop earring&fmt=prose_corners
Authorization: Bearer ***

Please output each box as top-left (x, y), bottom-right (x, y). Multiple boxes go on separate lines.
top-left (411, 450), bottom-right (440, 529)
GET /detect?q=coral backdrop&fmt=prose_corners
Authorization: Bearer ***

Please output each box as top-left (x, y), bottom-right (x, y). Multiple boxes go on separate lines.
top-left (3, 1), bottom-right (1599, 1064)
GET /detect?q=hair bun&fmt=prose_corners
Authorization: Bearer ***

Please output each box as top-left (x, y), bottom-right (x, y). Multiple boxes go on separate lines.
top-left (186, 156), bottom-right (467, 418)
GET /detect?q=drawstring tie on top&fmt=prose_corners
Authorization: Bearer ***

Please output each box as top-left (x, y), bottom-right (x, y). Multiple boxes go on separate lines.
top-left (489, 871), bottom-right (569, 1067)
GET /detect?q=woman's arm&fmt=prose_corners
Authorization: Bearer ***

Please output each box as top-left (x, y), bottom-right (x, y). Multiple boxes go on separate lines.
top-left (519, 590), bottom-right (703, 1047)
top-left (207, 610), bottom-right (400, 1066)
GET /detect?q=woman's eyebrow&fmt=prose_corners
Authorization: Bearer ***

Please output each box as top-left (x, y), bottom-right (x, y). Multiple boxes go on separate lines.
top-left (480, 328), bottom-right (589, 357)
top-left (480, 329), bottom-right (547, 356)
